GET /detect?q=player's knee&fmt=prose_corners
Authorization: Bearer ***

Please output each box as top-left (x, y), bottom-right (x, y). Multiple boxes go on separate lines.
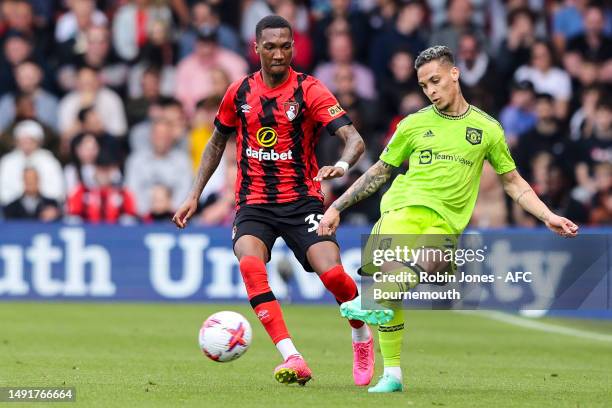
top-left (239, 256), bottom-right (270, 299)
top-left (234, 236), bottom-right (268, 262)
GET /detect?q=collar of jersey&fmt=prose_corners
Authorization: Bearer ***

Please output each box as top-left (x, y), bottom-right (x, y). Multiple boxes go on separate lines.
top-left (433, 104), bottom-right (472, 120)
top-left (257, 67), bottom-right (295, 90)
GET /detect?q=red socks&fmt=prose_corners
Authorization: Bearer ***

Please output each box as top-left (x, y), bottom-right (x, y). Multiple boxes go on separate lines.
top-left (239, 256), bottom-right (290, 344)
top-left (319, 265), bottom-right (364, 329)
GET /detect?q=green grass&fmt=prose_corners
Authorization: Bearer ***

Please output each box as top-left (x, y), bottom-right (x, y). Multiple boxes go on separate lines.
top-left (1, 303), bottom-right (611, 407)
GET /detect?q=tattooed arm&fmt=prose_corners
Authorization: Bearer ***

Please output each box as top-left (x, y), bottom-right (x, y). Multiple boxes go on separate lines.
top-left (173, 127), bottom-right (232, 228)
top-left (314, 124), bottom-right (365, 181)
top-left (317, 160), bottom-right (393, 235)
top-left (500, 169), bottom-right (578, 237)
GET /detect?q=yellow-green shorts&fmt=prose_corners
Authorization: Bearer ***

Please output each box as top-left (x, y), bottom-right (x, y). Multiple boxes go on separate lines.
top-left (360, 205), bottom-right (459, 276)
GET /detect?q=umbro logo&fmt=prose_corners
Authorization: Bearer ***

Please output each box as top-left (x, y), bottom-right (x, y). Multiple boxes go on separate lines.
top-left (423, 130), bottom-right (435, 138)
top-left (241, 104), bottom-right (252, 113)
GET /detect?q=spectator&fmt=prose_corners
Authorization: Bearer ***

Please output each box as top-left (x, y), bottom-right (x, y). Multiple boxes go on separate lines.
top-left (0, 120), bottom-right (64, 205)
top-left (0, 0), bottom-right (48, 56)
top-left (199, 149), bottom-right (237, 226)
top-left (127, 50), bottom-right (175, 101)
top-left (0, 31), bottom-right (52, 96)
top-left (566, 4), bottom-right (612, 62)
top-left (429, 0), bottom-right (486, 53)
top-left (64, 132), bottom-right (99, 193)
top-left (332, 64), bottom-right (378, 144)
top-left (66, 153), bottom-right (138, 224)
top-left (313, 33), bottom-right (376, 99)
top-left (189, 96), bottom-right (227, 201)
top-left (569, 57), bottom-right (603, 113)
top-left (125, 120), bottom-right (192, 216)
top-left (3, 167), bottom-right (61, 221)
top-left (27, 0), bottom-right (56, 29)
top-left (589, 163), bottom-right (611, 225)
top-left (143, 184), bottom-right (175, 223)
top-left (488, 0), bottom-right (546, 52)
top-left (178, 1), bottom-right (241, 58)
top-left (513, 93), bottom-right (571, 183)
top-left (62, 106), bottom-right (122, 163)
top-left (241, 0), bottom-right (276, 43)
top-left (366, 0), bottom-right (400, 35)
top-left (129, 97), bottom-right (187, 153)
top-left (383, 90), bottom-right (428, 147)
top-left (590, 186), bottom-right (612, 225)
top-left (514, 41), bottom-right (572, 119)
top-left (0, 60), bottom-right (58, 133)
top-left (573, 98), bottom-right (612, 201)
top-left (174, 29), bottom-right (247, 117)
top-left (0, 93), bottom-right (59, 157)
top-left (317, 63), bottom-right (377, 166)
top-left (552, 0), bottom-right (612, 52)
top-left (163, 97), bottom-right (189, 151)
top-left (569, 85), bottom-right (601, 141)
top-left (126, 65), bottom-right (164, 126)
top-left (496, 7), bottom-right (537, 82)
top-left (456, 32), bottom-right (501, 113)
top-left (57, 25), bottom-right (128, 95)
top-left (540, 163), bottom-right (589, 224)
top-left (189, 96), bottom-right (221, 172)
top-left (137, 18), bottom-right (177, 70)
top-left (499, 80), bottom-right (537, 147)
top-left (112, 0), bottom-right (173, 61)
top-left (369, 1), bottom-right (427, 80)
top-left (312, 0), bottom-right (369, 64)
top-left (208, 67), bottom-right (231, 99)
top-left (54, 0), bottom-right (108, 43)
top-left (58, 65), bottom-right (127, 140)
top-left (378, 49), bottom-right (419, 122)
top-left (428, 0), bottom-right (488, 29)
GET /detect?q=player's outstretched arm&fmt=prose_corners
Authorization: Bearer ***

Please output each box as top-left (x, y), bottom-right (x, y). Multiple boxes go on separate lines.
top-left (317, 160), bottom-right (393, 236)
top-left (314, 124), bottom-right (365, 181)
top-left (172, 128), bottom-right (233, 228)
top-left (500, 169), bottom-right (579, 237)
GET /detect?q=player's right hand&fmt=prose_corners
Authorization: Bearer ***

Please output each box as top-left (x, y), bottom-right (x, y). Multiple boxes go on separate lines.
top-left (317, 207), bottom-right (340, 236)
top-left (172, 197), bottom-right (198, 229)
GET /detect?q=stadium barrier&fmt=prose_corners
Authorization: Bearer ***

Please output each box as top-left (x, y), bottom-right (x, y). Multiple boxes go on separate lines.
top-left (0, 224), bottom-right (610, 316)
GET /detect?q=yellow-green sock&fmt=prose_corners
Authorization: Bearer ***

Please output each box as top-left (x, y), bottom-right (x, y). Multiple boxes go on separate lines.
top-left (378, 306), bottom-right (404, 368)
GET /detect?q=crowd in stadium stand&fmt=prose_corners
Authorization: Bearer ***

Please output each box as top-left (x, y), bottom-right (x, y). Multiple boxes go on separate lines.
top-left (0, 0), bottom-right (609, 227)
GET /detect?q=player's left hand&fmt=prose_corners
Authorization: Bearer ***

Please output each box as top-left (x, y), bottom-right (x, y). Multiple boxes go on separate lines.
top-left (314, 166), bottom-right (345, 181)
top-left (317, 207), bottom-right (340, 236)
top-left (545, 214), bottom-right (579, 238)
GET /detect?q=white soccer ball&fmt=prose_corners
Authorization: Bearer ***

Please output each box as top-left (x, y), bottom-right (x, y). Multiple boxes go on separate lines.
top-left (199, 311), bottom-right (252, 362)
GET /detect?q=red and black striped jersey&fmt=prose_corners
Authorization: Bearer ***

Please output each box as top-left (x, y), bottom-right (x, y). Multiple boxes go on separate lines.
top-left (214, 68), bottom-right (351, 208)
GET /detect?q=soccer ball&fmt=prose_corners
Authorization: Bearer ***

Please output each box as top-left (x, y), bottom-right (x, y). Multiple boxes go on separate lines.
top-left (199, 311), bottom-right (252, 362)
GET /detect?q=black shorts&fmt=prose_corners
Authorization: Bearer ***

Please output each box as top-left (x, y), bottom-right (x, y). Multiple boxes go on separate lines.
top-left (232, 198), bottom-right (338, 272)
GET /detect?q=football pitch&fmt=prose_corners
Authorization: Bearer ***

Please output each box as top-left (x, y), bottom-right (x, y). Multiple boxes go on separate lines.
top-left (1, 303), bottom-right (611, 407)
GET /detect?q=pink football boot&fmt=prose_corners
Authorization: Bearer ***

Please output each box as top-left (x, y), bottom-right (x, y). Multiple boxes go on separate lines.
top-left (352, 325), bottom-right (375, 385)
top-left (274, 354), bottom-right (313, 386)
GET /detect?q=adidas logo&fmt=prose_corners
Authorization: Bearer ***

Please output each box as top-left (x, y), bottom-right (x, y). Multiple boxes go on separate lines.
top-left (423, 130), bottom-right (435, 138)
top-left (241, 104), bottom-right (252, 113)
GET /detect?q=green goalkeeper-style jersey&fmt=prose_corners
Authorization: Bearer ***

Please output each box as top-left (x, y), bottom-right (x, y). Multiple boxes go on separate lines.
top-left (379, 105), bottom-right (516, 233)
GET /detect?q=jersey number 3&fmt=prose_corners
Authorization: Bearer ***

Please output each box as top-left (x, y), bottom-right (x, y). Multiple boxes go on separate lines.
top-left (305, 214), bottom-right (323, 232)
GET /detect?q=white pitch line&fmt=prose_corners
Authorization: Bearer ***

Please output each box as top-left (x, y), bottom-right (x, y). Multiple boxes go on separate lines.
top-left (458, 310), bottom-right (612, 343)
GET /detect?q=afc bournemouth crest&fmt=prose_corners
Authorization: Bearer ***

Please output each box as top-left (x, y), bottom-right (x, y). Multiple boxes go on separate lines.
top-left (465, 127), bottom-right (483, 145)
top-left (284, 101), bottom-right (299, 121)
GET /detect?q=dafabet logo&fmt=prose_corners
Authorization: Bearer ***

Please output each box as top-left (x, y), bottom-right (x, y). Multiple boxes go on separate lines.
top-left (247, 127), bottom-right (293, 161)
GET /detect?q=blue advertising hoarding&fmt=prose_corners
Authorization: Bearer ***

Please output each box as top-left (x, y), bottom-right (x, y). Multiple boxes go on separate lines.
top-left (0, 224), bottom-right (610, 315)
